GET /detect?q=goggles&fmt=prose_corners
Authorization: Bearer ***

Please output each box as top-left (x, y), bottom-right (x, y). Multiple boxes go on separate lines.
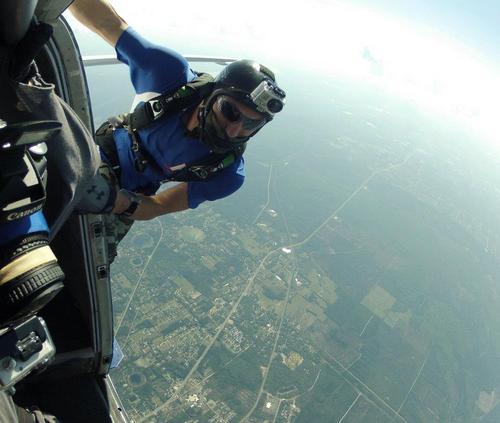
top-left (216, 96), bottom-right (267, 131)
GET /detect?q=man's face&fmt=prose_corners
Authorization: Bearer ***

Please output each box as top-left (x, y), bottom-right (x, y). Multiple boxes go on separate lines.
top-left (211, 95), bottom-right (267, 139)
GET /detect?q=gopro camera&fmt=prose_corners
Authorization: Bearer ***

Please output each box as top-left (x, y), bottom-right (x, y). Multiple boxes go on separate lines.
top-left (0, 316), bottom-right (55, 392)
top-left (250, 80), bottom-right (286, 115)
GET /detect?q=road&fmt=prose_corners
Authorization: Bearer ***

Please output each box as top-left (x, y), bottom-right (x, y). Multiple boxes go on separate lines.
top-left (137, 246), bottom-right (283, 422)
top-left (241, 267), bottom-right (295, 422)
top-left (115, 217), bottom-right (164, 336)
top-left (252, 163), bottom-right (273, 224)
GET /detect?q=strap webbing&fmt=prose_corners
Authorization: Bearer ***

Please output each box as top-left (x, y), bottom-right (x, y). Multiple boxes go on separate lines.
top-left (127, 72), bottom-right (214, 131)
top-left (97, 72), bottom-right (241, 183)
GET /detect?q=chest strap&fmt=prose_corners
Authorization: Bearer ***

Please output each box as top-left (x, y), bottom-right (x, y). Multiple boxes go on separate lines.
top-left (95, 121), bottom-right (239, 184)
top-left (162, 151), bottom-right (238, 183)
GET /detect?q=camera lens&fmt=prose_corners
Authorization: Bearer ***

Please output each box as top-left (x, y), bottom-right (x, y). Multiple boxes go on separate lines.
top-left (267, 99), bottom-right (283, 114)
top-left (0, 212), bottom-right (64, 326)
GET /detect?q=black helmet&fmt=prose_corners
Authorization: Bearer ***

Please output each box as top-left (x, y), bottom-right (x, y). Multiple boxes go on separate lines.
top-left (198, 60), bottom-right (286, 153)
top-left (213, 60), bottom-right (286, 119)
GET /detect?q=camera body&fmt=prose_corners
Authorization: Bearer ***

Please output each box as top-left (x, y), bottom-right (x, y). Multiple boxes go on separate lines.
top-left (250, 80), bottom-right (286, 115)
top-left (0, 119), bottom-right (64, 391)
top-left (0, 316), bottom-right (55, 392)
top-left (0, 120), bottom-right (50, 222)
top-left (0, 120), bottom-right (64, 328)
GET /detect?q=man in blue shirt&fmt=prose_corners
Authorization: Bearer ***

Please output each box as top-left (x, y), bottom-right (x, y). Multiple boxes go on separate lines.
top-left (71, 0), bottom-right (285, 224)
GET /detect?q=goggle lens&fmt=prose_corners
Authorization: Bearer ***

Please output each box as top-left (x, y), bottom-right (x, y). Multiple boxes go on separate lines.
top-left (220, 100), bottom-right (241, 122)
top-left (219, 98), bottom-right (266, 131)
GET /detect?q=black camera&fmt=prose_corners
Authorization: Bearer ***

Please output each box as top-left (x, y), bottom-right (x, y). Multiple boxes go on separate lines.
top-left (0, 119), bottom-right (64, 327)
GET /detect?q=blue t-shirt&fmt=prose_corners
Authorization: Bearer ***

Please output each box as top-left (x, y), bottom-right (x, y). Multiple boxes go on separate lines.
top-left (111, 27), bottom-right (245, 209)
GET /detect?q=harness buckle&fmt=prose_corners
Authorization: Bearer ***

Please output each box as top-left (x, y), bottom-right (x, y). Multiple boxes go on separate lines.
top-left (129, 130), bottom-right (140, 153)
top-left (127, 129), bottom-right (148, 172)
top-left (108, 116), bottom-right (124, 128)
top-left (190, 166), bottom-right (209, 179)
top-left (148, 99), bottom-right (164, 120)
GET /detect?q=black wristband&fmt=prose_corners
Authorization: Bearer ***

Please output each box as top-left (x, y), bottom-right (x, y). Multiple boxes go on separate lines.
top-left (119, 189), bottom-right (142, 217)
top-left (121, 200), bottom-right (140, 217)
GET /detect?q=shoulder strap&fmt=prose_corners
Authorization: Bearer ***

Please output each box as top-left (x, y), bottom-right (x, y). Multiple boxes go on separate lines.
top-left (126, 72), bottom-right (214, 131)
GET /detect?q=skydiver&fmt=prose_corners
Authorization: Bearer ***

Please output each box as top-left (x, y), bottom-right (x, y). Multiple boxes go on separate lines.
top-left (70, 0), bottom-right (286, 259)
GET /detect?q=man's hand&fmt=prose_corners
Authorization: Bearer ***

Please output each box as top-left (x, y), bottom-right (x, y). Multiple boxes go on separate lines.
top-left (68, 0), bottom-right (129, 47)
top-left (113, 183), bottom-right (190, 220)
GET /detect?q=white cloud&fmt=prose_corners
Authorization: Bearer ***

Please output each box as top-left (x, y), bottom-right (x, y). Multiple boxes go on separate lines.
top-left (67, 0), bottom-right (500, 143)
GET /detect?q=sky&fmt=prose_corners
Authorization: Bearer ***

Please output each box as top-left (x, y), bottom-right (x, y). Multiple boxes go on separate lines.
top-left (66, 0), bottom-right (500, 144)
top-left (347, 0), bottom-right (500, 65)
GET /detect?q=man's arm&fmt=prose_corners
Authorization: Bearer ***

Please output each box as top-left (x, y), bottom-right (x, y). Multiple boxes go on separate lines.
top-left (113, 183), bottom-right (190, 220)
top-left (68, 0), bottom-right (128, 47)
